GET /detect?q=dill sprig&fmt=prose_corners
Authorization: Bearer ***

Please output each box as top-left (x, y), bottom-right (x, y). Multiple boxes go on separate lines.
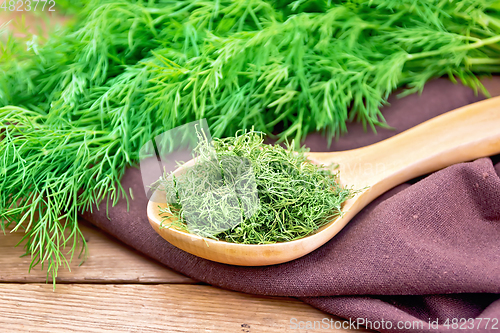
top-left (1, 0), bottom-right (500, 279)
top-left (158, 131), bottom-right (353, 244)
top-left (0, 106), bottom-right (128, 280)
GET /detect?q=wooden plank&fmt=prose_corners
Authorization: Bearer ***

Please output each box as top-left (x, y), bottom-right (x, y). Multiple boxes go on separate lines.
top-left (0, 220), bottom-right (196, 284)
top-left (0, 284), bottom-right (372, 333)
top-left (0, 10), bottom-right (67, 36)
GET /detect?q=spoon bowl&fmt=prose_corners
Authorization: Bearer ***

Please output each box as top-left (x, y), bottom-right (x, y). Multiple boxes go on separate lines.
top-left (148, 96), bottom-right (500, 265)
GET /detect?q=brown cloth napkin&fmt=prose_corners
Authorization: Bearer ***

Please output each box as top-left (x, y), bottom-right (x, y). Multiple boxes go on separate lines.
top-left (82, 78), bottom-right (500, 333)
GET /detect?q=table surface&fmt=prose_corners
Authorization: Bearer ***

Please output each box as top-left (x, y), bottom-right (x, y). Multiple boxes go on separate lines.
top-left (0, 220), bottom-right (372, 333)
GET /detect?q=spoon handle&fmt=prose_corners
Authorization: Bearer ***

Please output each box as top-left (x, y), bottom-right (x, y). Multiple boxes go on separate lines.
top-left (368, 95), bottom-right (500, 188)
top-left (311, 96), bottom-right (500, 192)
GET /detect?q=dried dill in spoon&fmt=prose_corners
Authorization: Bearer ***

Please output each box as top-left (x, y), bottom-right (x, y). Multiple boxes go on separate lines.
top-left (158, 131), bottom-right (353, 244)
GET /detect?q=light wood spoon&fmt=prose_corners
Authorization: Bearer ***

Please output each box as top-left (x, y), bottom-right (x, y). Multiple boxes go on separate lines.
top-left (148, 96), bottom-right (500, 266)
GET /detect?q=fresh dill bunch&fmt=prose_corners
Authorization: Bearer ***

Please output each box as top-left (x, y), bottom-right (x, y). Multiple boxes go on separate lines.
top-left (1, 0), bottom-right (500, 280)
top-left (0, 106), bottom-right (128, 281)
top-left (56, 0), bottom-right (87, 14)
top-left (158, 131), bottom-right (353, 244)
top-left (3, 0), bottom-right (500, 141)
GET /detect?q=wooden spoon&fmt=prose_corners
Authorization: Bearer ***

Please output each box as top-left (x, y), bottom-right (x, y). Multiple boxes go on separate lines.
top-left (148, 96), bottom-right (500, 266)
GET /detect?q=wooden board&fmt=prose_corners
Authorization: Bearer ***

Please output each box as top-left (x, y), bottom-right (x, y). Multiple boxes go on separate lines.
top-left (0, 9), bottom-right (68, 36)
top-left (0, 284), bottom-right (372, 333)
top-left (1, 219), bottom-right (371, 332)
top-left (0, 220), bottom-right (196, 284)
top-left (1, 220), bottom-right (372, 333)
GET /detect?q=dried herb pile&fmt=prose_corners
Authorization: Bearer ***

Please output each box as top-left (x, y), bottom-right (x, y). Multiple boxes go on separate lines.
top-left (158, 131), bottom-right (353, 243)
top-left (1, 0), bottom-right (500, 279)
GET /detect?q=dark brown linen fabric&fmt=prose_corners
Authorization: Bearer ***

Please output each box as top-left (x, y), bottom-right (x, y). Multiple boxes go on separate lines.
top-left (82, 78), bottom-right (500, 333)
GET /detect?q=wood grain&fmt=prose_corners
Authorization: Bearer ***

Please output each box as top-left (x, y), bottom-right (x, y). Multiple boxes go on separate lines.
top-left (0, 10), bottom-right (68, 37)
top-left (0, 284), bottom-right (371, 333)
top-left (0, 220), bottom-right (195, 284)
